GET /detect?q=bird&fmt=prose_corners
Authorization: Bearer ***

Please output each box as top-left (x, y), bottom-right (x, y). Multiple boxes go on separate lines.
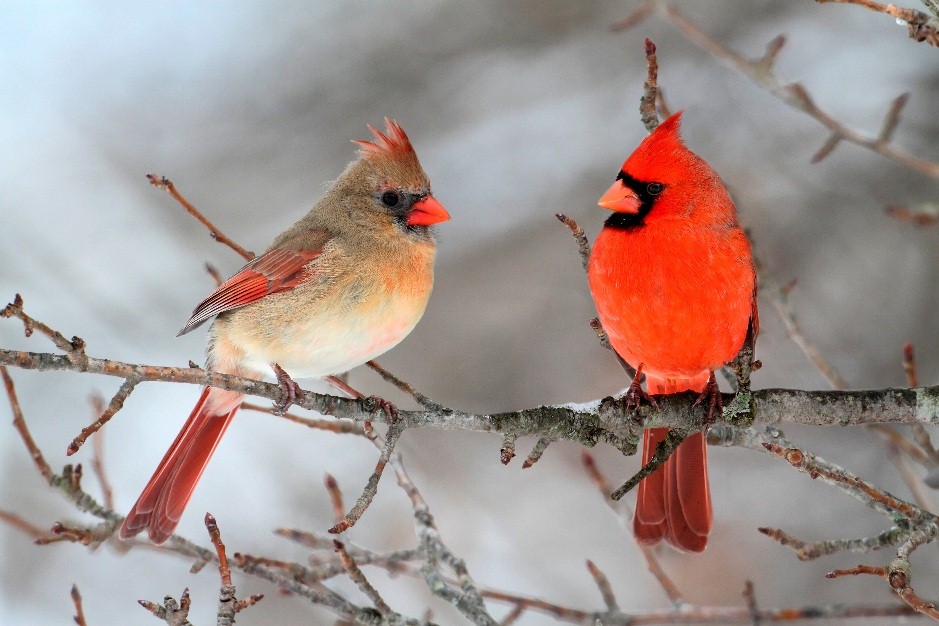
top-left (120, 119), bottom-right (450, 544)
top-left (587, 111), bottom-right (757, 552)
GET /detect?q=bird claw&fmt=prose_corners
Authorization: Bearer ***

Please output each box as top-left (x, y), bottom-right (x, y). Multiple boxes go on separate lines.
top-left (623, 363), bottom-right (658, 412)
top-left (271, 363), bottom-right (302, 415)
top-left (366, 396), bottom-right (398, 424)
top-left (692, 372), bottom-right (723, 425)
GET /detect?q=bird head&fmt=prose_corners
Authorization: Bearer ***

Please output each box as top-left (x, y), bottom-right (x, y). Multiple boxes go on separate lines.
top-left (598, 111), bottom-right (719, 226)
top-left (347, 119), bottom-right (450, 234)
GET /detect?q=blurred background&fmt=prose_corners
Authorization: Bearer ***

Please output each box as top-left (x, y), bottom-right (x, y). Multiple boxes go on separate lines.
top-left (2, 1), bottom-right (938, 624)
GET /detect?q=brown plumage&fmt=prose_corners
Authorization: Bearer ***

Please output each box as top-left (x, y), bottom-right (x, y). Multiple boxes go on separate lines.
top-left (120, 120), bottom-right (450, 544)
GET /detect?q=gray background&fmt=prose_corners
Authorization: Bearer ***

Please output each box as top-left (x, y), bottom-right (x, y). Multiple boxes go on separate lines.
top-left (1, 1), bottom-right (937, 624)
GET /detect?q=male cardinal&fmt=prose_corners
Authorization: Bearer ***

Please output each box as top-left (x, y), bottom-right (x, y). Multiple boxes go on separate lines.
top-left (120, 120), bottom-right (450, 544)
top-left (588, 111), bottom-right (757, 552)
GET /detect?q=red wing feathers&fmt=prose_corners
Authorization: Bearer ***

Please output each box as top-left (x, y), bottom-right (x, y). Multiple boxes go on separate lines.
top-left (177, 247), bottom-right (321, 336)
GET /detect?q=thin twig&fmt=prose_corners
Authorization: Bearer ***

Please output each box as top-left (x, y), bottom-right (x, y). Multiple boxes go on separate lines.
top-left (816, 0), bottom-right (939, 46)
top-left (147, 174), bottom-right (254, 261)
top-left (500, 433), bottom-right (517, 465)
top-left (68, 376), bottom-right (140, 455)
top-left (329, 421), bottom-right (404, 534)
top-left (585, 560), bottom-right (619, 612)
top-left (1, 294), bottom-right (88, 366)
top-left (554, 214), bottom-right (591, 272)
top-left (139, 589), bottom-right (194, 626)
top-left (626, 2), bottom-right (939, 179)
top-left (611, 429), bottom-right (690, 500)
top-left (386, 436), bottom-right (498, 625)
top-left (758, 525), bottom-right (907, 561)
top-left (71, 584), bottom-right (88, 626)
top-left (581, 451), bottom-right (687, 608)
top-left (241, 401), bottom-right (363, 435)
top-left (522, 437), bottom-right (555, 468)
top-left (886, 203), bottom-right (939, 226)
top-left (324, 473), bottom-right (345, 525)
top-left (365, 359), bottom-right (448, 412)
top-left (334, 540), bottom-right (393, 615)
top-left (743, 580), bottom-right (760, 626)
top-left (639, 38), bottom-right (661, 132)
top-left (88, 395), bottom-right (115, 509)
top-left (0, 508), bottom-right (52, 541)
top-left (2, 366), bottom-right (53, 480)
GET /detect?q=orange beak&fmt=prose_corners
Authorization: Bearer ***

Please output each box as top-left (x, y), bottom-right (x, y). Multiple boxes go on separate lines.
top-left (408, 195), bottom-right (451, 226)
top-left (598, 180), bottom-right (641, 213)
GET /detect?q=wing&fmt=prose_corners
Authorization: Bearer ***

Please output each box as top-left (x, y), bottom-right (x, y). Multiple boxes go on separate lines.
top-left (177, 246), bottom-right (323, 336)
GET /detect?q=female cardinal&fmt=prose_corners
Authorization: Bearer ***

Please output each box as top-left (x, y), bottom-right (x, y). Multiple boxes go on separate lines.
top-left (120, 120), bottom-right (450, 544)
top-left (588, 111), bottom-right (757, 552)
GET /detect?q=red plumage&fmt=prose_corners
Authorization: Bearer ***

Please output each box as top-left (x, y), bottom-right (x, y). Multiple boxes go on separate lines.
top-left (588, 112), bottom-right (757, 552)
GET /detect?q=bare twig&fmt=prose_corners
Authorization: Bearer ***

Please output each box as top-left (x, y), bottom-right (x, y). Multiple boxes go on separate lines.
top-left (365, 359), bottom-right (448, 412)
top-left (1, 294), bottom-right (87, 366)
top-left (88, 396), bottom-right (115, 509)
top-left (581, 451), bottom-right (687, 608)
top-left (241, 401), bottom-right (363, 435)
top-left (324, 473), bottom-right (345, 525)
top-left (758, 525), bottom-right (906, 561)
top-left (522, 437), bottom-right (555, 469)
top-left (205, 513), bottom-right (263, 625)
top-left (71, 584), bottom-right (88, 626)
top-left (743, 580), bottom-right (760, 626)
top-left (554, 213), bottom-right (590, 272)
top-left (742, 427), bottom-right (939, 619)
top-left (68, 376), bottom-right (140, 456)
top-left (885, 203), bottom-right (939, 226)
top-left (500, 433), bottom-right (517, 465)
top-left (0, 508), bottom-right (52, 541)
top-left (2, 366), bottom-right (53, 480)
top-left (826, 558), bottom-right (939, 618)
top-left (588, 317), bottom-right (613, 352)
top-left (622, 2), bottom-right (939, 179)
top-left (204, 262), bottom-right (224, 286)
top-left (816, 0), bottom-right (939, 46)
top-left (387, 437), bottom-right (498, 625)
top-left (585, 560), bottom-right (619, 612)
top-left (334, 540), bottom-right (393, 615)
top-left (639, 38), bottom-right (661, 132)
top-left (611, 428), bottom-right (690, 500)
top-left (147, 174), bottom-right (254, 261)
top-left (329, 421), bottom-right (404, 534)
top-left (139, 589), bottom-right (193, 626)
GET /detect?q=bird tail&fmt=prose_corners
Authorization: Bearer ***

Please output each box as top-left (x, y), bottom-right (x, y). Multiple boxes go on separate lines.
top-left (633, 373), bottom-right (712, 552)
top-left (119, 386), bottom-right (243, 544)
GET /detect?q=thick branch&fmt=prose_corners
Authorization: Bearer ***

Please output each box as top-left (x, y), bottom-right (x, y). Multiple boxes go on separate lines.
top-left (3, 349), bottom-right (939, 447)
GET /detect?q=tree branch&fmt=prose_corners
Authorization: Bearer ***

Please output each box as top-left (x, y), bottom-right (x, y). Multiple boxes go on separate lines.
top-left (614, 2), bottom-right (939, 179)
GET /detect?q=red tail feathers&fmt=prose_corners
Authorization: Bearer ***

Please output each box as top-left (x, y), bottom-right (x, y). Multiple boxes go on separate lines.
top-left (633, 375), bottom-right (712, 552)
top-left (120, 387), bottom-right (242, 544)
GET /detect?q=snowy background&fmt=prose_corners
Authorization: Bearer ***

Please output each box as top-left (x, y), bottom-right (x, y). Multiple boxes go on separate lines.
top-left (1, 1), bottom-right (938, 624)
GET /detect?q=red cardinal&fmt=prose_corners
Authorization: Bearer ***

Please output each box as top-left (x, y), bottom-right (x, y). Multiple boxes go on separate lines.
top-left (120, 120), bottom-right (450, 544)
top-left (588, 112), bottom-right (757, 552)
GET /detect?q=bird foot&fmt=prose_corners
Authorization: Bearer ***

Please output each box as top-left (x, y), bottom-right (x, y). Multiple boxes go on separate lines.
top-left (692, 372), bottom-right (723, 425)
top-left (623, 364), bottom-right (658, 412)
top-left (365, 396), bottom-right (398, 425)
top-left (271, 363), bottom-right (302, 415)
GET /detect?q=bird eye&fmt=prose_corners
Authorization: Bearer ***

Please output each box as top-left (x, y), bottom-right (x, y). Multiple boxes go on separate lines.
top-left (647, 182), bottom-right (664, 195)
top-left (381, 191), bottom-right (400, 207)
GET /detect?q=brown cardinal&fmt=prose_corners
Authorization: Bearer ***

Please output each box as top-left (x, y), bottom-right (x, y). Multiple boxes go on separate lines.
top-left (120, 120), bottom-right (450, 544)
top-left (587, 111), bottom-right (757, 552)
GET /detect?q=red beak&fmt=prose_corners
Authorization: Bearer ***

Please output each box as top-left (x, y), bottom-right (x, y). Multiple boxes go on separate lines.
top-left (408, 195), bottom-right (451, 226)
top-left (598, 180), bottom-right (641, 213)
